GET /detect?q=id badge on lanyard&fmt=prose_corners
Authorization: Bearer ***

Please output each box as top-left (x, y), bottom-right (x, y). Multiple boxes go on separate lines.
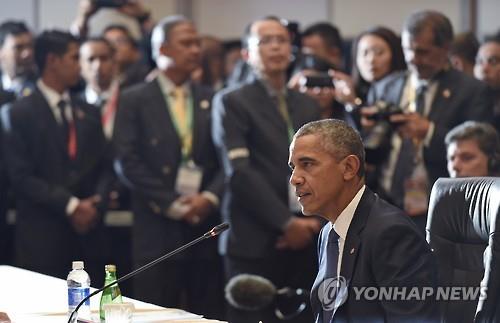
top-left (175, 160), bottom-right (203, 196)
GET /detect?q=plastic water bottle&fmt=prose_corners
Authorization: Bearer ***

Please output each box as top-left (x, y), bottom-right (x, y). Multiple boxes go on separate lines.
top-left (67, 260), bottom-right (91, 319)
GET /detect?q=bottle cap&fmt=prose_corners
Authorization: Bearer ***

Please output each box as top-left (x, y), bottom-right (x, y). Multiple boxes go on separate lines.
top-left (105, 264), bottom-right (116, 272)
top-left (72, 261), bottom-right (84, 270)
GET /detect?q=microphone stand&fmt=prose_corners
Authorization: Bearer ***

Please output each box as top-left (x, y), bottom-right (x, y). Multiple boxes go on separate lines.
top-left (68, 223), bottom-right (229, 323)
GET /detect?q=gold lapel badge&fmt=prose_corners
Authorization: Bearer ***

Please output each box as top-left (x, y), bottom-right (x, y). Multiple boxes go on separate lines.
top-left (200, 100), bottom-right (210, 109)
top-left (22, 88), bottom-right (32, 97)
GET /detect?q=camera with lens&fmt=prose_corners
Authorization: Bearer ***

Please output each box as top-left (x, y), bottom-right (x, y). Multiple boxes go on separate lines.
top-left (365, 101), bottom-right (404, 122)
top-left (299, 73), bottom-right (335, 88)
top-left (363, 100), bottom-right (405, 165)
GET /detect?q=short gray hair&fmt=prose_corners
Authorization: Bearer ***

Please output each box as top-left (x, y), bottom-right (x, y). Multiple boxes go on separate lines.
top-left (403, 10), bottom-right (453, 47)
top-left (151, 15), bottom-right (190, 61)
top-left (294, 119), bottom-right (366, 177)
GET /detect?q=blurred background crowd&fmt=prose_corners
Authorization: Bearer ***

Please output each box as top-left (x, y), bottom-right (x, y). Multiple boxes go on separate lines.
top-left (0, 0), bottom-right (499, 322)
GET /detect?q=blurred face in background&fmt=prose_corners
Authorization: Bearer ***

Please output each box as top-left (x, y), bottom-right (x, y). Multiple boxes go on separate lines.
top-left (103, 28), bottom-right (139, 69)
top-left (474, 41), bottom-right (500, 90)
top-left (302, 34), bottom-right (342, 69)
top-left (402, 27), bottom-right (448, 80)
top-left (245, 19), bottom-right (291, 77)
top-left (0, 32), bottom-right (34, 78)
top-left (160, 22), bottom-right (201, 76)
top-left (447, 139), bottom-right (489, 177)
top-left (224, 47), bottom-right (242, 78)
top-left (80, 40), bottom-right (115, 91)
top-left (356, 34), bottom-right (392, 82)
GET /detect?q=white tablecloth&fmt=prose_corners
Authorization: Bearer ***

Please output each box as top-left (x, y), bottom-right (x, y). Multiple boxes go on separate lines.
top-left (0, 266), bottom-right (224, 322)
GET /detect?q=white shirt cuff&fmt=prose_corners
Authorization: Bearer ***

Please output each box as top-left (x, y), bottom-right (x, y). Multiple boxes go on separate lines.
top-left (66, 197), bottom-right (80, 216)
top-left (201, 191), bottom-right (219, 208)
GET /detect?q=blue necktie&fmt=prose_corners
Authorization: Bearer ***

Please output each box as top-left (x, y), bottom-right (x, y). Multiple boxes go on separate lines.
top-left (323, 227), bottom-right (340, 323)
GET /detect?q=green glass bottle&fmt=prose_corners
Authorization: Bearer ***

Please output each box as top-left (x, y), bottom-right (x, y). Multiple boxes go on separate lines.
top-left (99, 264), bottom-right (123, 322)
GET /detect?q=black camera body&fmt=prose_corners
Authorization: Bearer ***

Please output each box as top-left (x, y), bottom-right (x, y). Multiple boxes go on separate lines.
top-left (363, 100), bottom-right (405, 165)
top-left (365, 101), bottom-right (404, 122)
top-left (299, 73), bottom-right (335, 88)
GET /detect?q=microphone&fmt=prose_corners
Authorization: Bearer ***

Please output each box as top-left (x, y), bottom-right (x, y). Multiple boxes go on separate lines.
top-left (68, 223), bottom-right (229, 323)
top-left (225, 274), bottom-right (308, 320)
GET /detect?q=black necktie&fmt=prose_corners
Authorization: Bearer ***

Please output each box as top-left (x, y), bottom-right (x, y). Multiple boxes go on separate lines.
top-left (57, 99), bottom-right (69, 141)
top-left (415, 84), bottom-right (428, 115)
top-left (323, 227), bottom-right (340, 323)
top-left (390, 85), bottom-right (428, 208)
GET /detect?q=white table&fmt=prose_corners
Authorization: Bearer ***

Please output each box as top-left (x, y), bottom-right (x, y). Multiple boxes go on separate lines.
top-left (0, 266), bottom-right (224, 322)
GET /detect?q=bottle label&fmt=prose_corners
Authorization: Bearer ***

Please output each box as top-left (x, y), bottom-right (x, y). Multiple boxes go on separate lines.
top-left (68, 287), bottom-right (90, 307)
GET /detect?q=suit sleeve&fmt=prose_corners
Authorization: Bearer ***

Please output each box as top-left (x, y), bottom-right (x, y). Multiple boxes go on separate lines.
top-left (1, 104), bottom-right (72, 215)
top-left (370, 220), bottom-right (438, 322)
top-left (89, 107), bottom-right (115, 214)
top-left (113, 91), bottom-right (178, 214)
top-left (204, 167), bottom-right (224, 201)
top-left (196, 86), bottom-right (225, 202)
top-left (211, 91), bottom-right (291, 232)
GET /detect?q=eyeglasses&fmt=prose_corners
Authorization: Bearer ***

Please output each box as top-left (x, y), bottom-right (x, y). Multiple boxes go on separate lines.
top-left (249, 35), bottom-right (290, 47)
top-left (476, 56), bottom-right (500, 67)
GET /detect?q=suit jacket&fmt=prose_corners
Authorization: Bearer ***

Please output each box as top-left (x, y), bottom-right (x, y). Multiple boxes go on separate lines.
top-left (0, 89), bottom-right (16, 263)
top-left (310, 188), bottom-right (438, 323)
top-left (76, 87), bottom-right (131, 210)
top-left (0, 71), bottom-right (36, 232)
top-left (1, 87), bottom-right (110, 272)
top-left (367, 69), bottom-right (493, 189)
top-left (212, 79), bottom-right (321, 258)
top-left (113, 78), bottom-right (223, 262)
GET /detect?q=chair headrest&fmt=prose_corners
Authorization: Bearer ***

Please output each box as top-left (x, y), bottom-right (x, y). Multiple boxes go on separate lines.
top-left (426, 177), bottom-right (500, 243)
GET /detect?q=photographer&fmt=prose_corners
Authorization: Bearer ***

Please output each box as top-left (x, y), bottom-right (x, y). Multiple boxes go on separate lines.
top-left (71, 0), bottom-right (153, 87)
top-left (288, 54), bottom-right (356, 127)
top-left (361, 10), bottom-right (493, 232)
top-left (71, 0), bottom-right (154, 39)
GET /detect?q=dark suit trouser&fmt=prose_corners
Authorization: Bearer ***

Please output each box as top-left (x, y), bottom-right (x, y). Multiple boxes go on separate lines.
top-left (15, 222), bottom-right (111, 283)
top-left (224, 245), bottom-right (317, 323)
top-left (0, 205), bottom-right (11, 265)
top-left (133, 256), bottom-right (225, 320)
top-left (0, 179), bottom-right (13, 265)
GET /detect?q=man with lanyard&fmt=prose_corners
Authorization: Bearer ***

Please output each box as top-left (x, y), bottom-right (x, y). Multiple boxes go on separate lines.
top-left (113, 15), bottom-right (224, 318)
top-left (361, 10), bottom-right (493, 232)
top-left (212, 16), bottom-right (321, 323)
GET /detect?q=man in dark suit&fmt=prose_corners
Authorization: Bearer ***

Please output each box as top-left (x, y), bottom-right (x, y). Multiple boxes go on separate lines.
top-left (113, 16), bottom-right (224, 318)
top-left (79, 37), bottom-right (131, 210)
top-left (361, 10), bottom-right (493, 231)
top-left (0, 21), bottom-right (36, 97)
top-left (1, 30), bottom-right (110, 281)
top-left (0, 20), bottom-right (37, 265)
top-left (212, 16), bottom-right (322, 323)
top-left (289, 119), bottom-right (438, 323)
top-left (79, 37), bottom-right (118, 140)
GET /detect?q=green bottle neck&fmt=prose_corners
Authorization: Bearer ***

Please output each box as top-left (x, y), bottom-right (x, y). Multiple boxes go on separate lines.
top-left (104, 271), bottom-right (117, 284)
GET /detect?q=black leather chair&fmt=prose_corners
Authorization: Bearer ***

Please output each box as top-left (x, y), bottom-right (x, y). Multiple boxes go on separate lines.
top-left (426, 177), bottom-right (500, 323)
